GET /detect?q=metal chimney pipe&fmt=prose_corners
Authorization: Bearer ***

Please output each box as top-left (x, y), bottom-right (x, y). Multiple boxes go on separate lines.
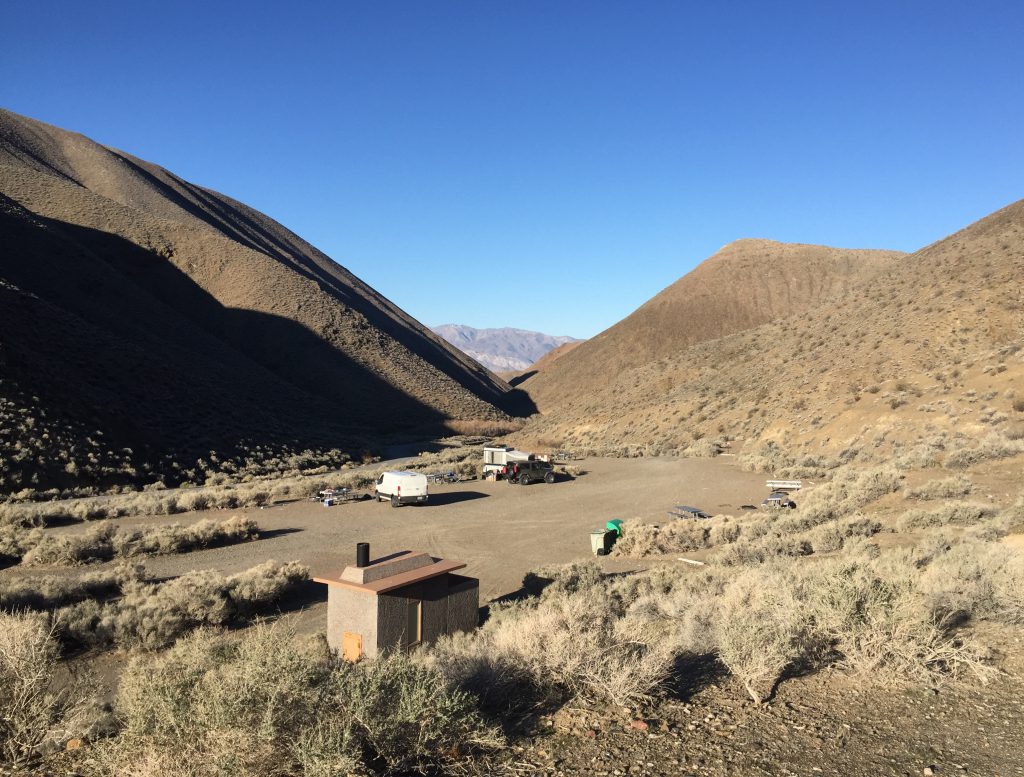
top-left (356, 542), bottom-right (370, 568)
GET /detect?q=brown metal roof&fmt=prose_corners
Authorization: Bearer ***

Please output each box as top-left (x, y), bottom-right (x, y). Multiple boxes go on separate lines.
top-left (314, 558), bottom-right (467, 594)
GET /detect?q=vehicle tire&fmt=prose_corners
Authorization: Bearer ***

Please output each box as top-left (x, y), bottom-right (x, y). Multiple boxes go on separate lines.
top-left (544, 472), bottom-right (555, 484)
top-left (390, 495), bottom-right (400, 508)
top-left (519, 475), bottom-right (529, 485)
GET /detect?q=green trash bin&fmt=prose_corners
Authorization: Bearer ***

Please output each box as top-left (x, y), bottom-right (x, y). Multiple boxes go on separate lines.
top-left (606, 519), bottom-right (623, 536)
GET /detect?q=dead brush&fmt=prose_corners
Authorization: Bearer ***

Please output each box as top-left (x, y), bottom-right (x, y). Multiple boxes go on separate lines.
top-left (95, 622), bottom-right (501, 777)
top-left (0, 612), bottom-right (96, 766)
top-left (428, 563), bottom-right (673, 710)
top-left (52, 560), bottom-right (309, 650)
top-left (904, 475), bottom-right (974, 500)
top-left (19, 516), bottom-right (259, 566)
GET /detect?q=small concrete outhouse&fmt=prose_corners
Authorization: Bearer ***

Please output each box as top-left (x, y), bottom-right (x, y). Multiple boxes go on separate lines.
top-left (314, 543), bottom-right (479, 661)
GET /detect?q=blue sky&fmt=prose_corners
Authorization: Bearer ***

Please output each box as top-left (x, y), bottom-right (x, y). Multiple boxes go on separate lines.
top-left (4, 2), bottom-right (1023, 338)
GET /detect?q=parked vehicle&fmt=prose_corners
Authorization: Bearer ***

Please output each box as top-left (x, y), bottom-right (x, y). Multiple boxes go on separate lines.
top-left (374, 471), bottom-right (429, 507)
top-left (483, 445), bottom-right (531, 476)
top-left (505, 460), bottom-right (555, 485)
top-left (761, 491), bottom-right (797, 510)
top-left (668, 505), bottom-right (711, 520)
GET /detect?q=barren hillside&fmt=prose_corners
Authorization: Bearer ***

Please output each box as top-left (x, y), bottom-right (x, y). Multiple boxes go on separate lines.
top-left (0, 109), bottom-right (526, 493)
top-left (516, 202), bottom-right (1024, 461)
top-left (521, 240), bottom-right (903, 411)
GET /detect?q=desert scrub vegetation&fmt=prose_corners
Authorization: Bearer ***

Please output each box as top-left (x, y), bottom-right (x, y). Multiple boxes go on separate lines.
top-left (0, 565), bottom-right (142, 611)
top-left (0, 443), bottom-right (486, 529)
top-left (53, 560), bottom-right (308, 650)
top-left (905, 474), bottom-right (973, 500)
top-left (738, 440), bottom-right (848, 478)
top-left (0, 612), bottom-right (98, 766)
top-left (87, 622), bottom-right (501, 777)
top-left (19, 516), bottom-right (259, 566)
top-left (944, 431), bottom-right (1024, 468)
top-left (427, 561), bottom-right (674, 712)
top-left (611, 465), bottom-right (900, 561)
top-left (896, 502), bottom-right (996, 531)
top-left (0, 561), bottom-right (306, 650)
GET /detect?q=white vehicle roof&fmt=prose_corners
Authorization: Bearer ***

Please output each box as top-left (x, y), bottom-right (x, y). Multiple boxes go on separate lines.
top-left (384, 470), bottom-right (425, 478)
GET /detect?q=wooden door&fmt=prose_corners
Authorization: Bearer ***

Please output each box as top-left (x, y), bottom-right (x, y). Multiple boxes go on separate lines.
top-left (342, 631), bottom-right (362, 662)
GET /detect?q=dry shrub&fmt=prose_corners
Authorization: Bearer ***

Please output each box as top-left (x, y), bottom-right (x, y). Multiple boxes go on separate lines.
top-left (905, 475), bottom-right (974, 500)
top-left (0, 612), bottom-right (94, 765)
top-left (682, 439), bottom-right (720, 458)
top-left (804, 555), bottom-right (995, 684)
top-left (738, 441), bottom-right (841, 478)
top-left (444, 418), bottom-right (524, 437)
top-left (896, 502), bottom-right (995, 531)
top-left (919, 541), bottom-right (1024, 625)
top-left (429, 562), bottom-right (672, 710)
top-left (790, 465), bottom-right (902, 529)
top-left (944, 432), bottom-right (1024, 469)
top-left (611, 518), bottom-right (711, 557)
top-left (712, 566), bottom-right (809, 703)
top-left (54, 561), bottom-right (308, 650)
top-left (806, 517), bottom-right (882, 553)
top-left (0, 521), bottom-right (33, 564)
top-left (20, 517), bottom-right (259, 566)
top-left (0, 565), bottom-right (142, 611)
top-left (95, 622), bottom-right (499, 776)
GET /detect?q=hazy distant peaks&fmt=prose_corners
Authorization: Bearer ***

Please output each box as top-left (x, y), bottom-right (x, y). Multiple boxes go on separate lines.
top-left (432, 324), bottom-right (581, 373)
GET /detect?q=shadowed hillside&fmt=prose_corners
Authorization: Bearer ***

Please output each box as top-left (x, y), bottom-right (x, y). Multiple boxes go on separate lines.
top-left (516, 201), bottom-right (1024, 461)
top-left (521, 240), bottom-right (903, 411)
top-left (0, 109), bottom-right (531, 493)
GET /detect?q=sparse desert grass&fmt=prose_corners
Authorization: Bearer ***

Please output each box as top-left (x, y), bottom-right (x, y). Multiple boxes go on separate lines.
top-left (20, 516), bottom-right (259, 566)
top-left (905, 474), bottom-right (973, 500)
top-left (738, 441), bottom-right (844, 478)
top-left (0, 565), bottom-right (142, 611)
top-left (90, 622), bottom-right (500, 777)
top-left (51, 561), bottom-right (308, 650)
top-left (896, 502), bottom-right (996, 531)
top-left (429, 561), bottom-right (673, 711)
top-left (944, 432), bottom-right (1024, 469)
top-left (444, 418), bottom-right (525, 437)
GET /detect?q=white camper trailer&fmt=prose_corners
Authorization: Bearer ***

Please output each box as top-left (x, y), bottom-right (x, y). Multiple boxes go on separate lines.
top-left (482, 445), bottom-right (531, 476)
top-left (374, 471), bottom-right (429, 507)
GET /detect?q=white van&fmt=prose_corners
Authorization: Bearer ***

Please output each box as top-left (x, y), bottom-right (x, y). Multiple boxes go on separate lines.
top-left (375, 471), bottom-right (429, 507)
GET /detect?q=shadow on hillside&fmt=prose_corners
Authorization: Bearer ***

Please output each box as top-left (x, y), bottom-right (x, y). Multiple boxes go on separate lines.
top-left (98, 159), bottom-right (537, 418)
top-left (507, 370), bottom-right (536, 387)
top-left (0, 209), bottom-right (459, 489)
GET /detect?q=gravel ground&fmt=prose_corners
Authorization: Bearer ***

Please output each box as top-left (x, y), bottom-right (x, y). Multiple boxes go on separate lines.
top-left (505, 626), bottom-right (1024, 776)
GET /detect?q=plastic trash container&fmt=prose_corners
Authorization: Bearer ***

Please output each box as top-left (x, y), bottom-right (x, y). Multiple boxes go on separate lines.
top-left (590, 530), bottom-right (607, 555)
top-left (606, 519), bottom-right (623, 536)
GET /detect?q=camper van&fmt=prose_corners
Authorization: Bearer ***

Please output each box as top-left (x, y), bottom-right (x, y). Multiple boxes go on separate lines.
top-left (374, 471), bottom-right (429, 507)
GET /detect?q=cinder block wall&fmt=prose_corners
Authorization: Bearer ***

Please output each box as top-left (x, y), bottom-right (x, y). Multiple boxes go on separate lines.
top-left (326, 587), bottom-right (378, 657)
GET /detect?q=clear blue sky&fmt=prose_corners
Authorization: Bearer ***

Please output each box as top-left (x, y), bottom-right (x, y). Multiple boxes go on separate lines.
top-left (4, 1), bottom-right (1023, 338)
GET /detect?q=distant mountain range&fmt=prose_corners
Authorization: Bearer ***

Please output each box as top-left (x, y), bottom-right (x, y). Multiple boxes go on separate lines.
top-left (431, 324), bottom-right (581, 373)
